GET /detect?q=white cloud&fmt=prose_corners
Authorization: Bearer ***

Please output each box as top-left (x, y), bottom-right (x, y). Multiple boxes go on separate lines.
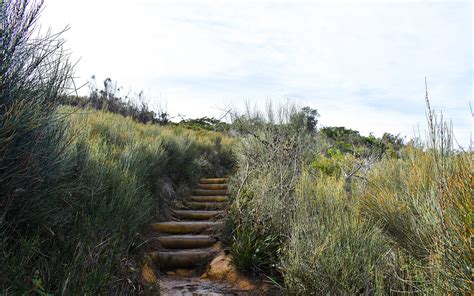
top-left (40, 0), bottom-right (472, 147)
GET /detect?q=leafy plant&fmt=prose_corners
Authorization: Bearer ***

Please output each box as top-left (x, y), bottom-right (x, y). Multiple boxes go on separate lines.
top-left (230, 223), bottom-right (281, 275)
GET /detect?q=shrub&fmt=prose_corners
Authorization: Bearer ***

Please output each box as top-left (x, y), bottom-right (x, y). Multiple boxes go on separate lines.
top-left (362, 144), bottom-right (471, 293)
top-left (230, 222), bottom-right (280, 275)
top-left (227, 103), bottom-right (317, 276)
top-left (360, 94), bottom-right (471, 293)
top-left (227, 99), bottom-right (469, 294)
top-left (281, 172), bottom-right (388, 295)
top-left (62, 77), bottom-right (171, 125)
top-left (1, 104), bottom-right (235, 294)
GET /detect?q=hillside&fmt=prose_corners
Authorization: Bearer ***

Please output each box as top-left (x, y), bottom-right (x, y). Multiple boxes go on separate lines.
top-left (1, 0), bottom-right (471, 295)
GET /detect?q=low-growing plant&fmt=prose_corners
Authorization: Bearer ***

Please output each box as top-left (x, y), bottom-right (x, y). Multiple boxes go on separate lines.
top-left (230, 222), bottom-right (281, 275)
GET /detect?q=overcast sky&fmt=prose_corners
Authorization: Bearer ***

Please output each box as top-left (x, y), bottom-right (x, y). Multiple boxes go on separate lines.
top-left (40, 0), bottom-right (472, 147)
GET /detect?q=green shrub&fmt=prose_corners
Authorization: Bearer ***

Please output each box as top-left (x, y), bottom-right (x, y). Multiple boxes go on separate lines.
top-left (362, 146), bottom-right (471, 293)
top-left (360, 100), bottom-right (471, 293)
top-left (227, 104), bottom-right (317, 278)
top-left (230, 222), bottom-right (280, 275)
top-left (1, 102), bottom-right (235, 294)
top-left (227, 101), bottom-right (469, 294)
top-left (281, 173), bottom-right (388, 295)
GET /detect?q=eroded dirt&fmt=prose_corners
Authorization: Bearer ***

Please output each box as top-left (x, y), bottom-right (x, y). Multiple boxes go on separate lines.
top-left (159, 276), bottom-right (252, 296)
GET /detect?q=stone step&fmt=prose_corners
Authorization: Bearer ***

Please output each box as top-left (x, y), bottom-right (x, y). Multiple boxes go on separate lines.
top-left (157, 235), bottom-right (217, 249)
top-left (186, 201), bottom-right (228, 210)
top-left (150, 249), bottom-right (214, 268)
top-left (173, 210), bottom-right (224, 220)
top-left (151, 221), bottom-right (223, 234)
top-left (190, 195), bottom-right (229, 202)
top-left (199, 178), bottom-right (227, 184)
top-left (197, 183), bottom-right (228, 190)
top-left (193, 189), bottom-right (228, 196)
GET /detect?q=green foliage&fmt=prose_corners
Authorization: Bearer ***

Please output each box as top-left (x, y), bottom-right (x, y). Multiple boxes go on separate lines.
top-left (300, 106), bottom-right (320, 132)
top-left (228, 101), bottom-right (470, 294)
top-left (285, 106), bottom-right (320, 133)
top-left (230, 222), bottom-right (281, 275)
top-left (282, 173), bottom-right (388, 295)
top-left (1, 103), bottom-right (235, 294)
top-left (179, 116), bottom-right (230, 132)
top-left (320, 126), bottom-right (365, 153)
top-left (310, 148), bottom-right (344, 177)
top-left (361, 146), bottom-right (472, 293)
top-left (358, 97), bottom-right (471, 293)
top-left (320, 126), bottom-right (403, 157)
top-left (62, 77), bottom-right (170, 125)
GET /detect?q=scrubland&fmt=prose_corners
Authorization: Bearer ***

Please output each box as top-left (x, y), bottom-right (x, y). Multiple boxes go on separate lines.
top-left (227, 104), bottom-right (471, 295)
top-left (1, 0), bottom-right (470, 294)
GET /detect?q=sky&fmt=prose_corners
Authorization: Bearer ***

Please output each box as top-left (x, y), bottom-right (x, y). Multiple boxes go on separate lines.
top-left (40, 0), bottom-right (473, 147)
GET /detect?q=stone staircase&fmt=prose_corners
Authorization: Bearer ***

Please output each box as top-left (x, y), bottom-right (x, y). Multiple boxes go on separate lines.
top-left (149, 177), bottom-right (229, 270)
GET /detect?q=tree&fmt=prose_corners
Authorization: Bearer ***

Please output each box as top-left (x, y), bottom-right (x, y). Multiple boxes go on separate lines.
top-left (301, 106), bottom-right (320, 132)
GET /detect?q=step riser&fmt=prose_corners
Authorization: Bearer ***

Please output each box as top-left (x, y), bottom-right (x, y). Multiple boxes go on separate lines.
top-left (152, 222), bottom-right (223, 234)
top-left (193, 189), bottom-right (228, 196)
top-left (186, 202), bottom-right (228, 210)
top-left (151, 251), bottom-right (211, 268)
top-left (190, 196), bottom-right (229, 202)
top-left (157, 237), bottom-right (217, 249)
top-left (199, 178), bottom-right (227, 184)
top-left (197, 184), bottom-right (228, 190)
top-left (173, 211), bottom-right (223, 220)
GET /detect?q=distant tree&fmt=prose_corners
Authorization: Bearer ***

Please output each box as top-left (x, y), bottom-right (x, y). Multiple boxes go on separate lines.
top-left (301, 106), bottom-right (320, 132)
top-left (62, 78), bottom-right (170, 125)
top-left (289, 106), bottom-right (320, 133)
top-left (180, 116), bottom-right (230, 132)
top-left (320, 127), bottom-right (404, 158)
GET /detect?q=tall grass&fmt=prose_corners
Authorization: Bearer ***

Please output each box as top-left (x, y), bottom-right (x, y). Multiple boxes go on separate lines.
top-left (0, 1), bottom-right (235, 292)
top-left (1, 0), bottom-right (75, 292)
top-left (1, 0), bottom-right (73, 227)
top-left (1, 106), bottom-right (235, 294)
top-left (227, 101), bottom-right (471, 294)
top-left (361, 102), bottom-right (472, 293)
top-left (281, 173), bottom-right (389, 295)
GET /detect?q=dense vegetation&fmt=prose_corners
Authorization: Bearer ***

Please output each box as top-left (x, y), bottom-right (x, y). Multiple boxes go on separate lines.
top-left (227, 102), bottom-right (471, 294)
top-left (62, 77), bottom-right (171, 125)
top-left (62, 77), bottom-right (230, 131)
top-left (0, 1), bottom-right (233, 293)
top-left (1, 0), bottom-right (470, 295)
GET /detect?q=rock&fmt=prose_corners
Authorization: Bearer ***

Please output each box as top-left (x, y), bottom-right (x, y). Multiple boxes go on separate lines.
top-left (201, 251), bottom-right (255, 291)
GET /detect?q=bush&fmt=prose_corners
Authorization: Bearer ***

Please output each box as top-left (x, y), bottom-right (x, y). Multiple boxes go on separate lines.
top-left (1, 105), bottom-right (235, 294)
top-left (227, 100), bottom-right (470, 294)
top-left (62, 77), bottom-right (170, 125)
top-left (362, 144), bottom-right (471, 293)
top-left (230, 222), bottom-right (280, 275)
top-left (281, 173), bottom-right (388, 295)
top-left (227, 104), bottom-right (317, 276)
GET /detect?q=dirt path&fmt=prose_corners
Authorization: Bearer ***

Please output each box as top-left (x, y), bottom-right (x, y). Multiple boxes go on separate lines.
top-left (159, 276), bottom-right (249, 295)
top-left (141, 177), bottom-right (257, 295)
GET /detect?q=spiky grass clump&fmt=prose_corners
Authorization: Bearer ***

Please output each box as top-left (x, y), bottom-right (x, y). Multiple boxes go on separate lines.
top-left (362, 143), bottom-right (471, 293)
top-left (281, 173), bottom-right (388, 295)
